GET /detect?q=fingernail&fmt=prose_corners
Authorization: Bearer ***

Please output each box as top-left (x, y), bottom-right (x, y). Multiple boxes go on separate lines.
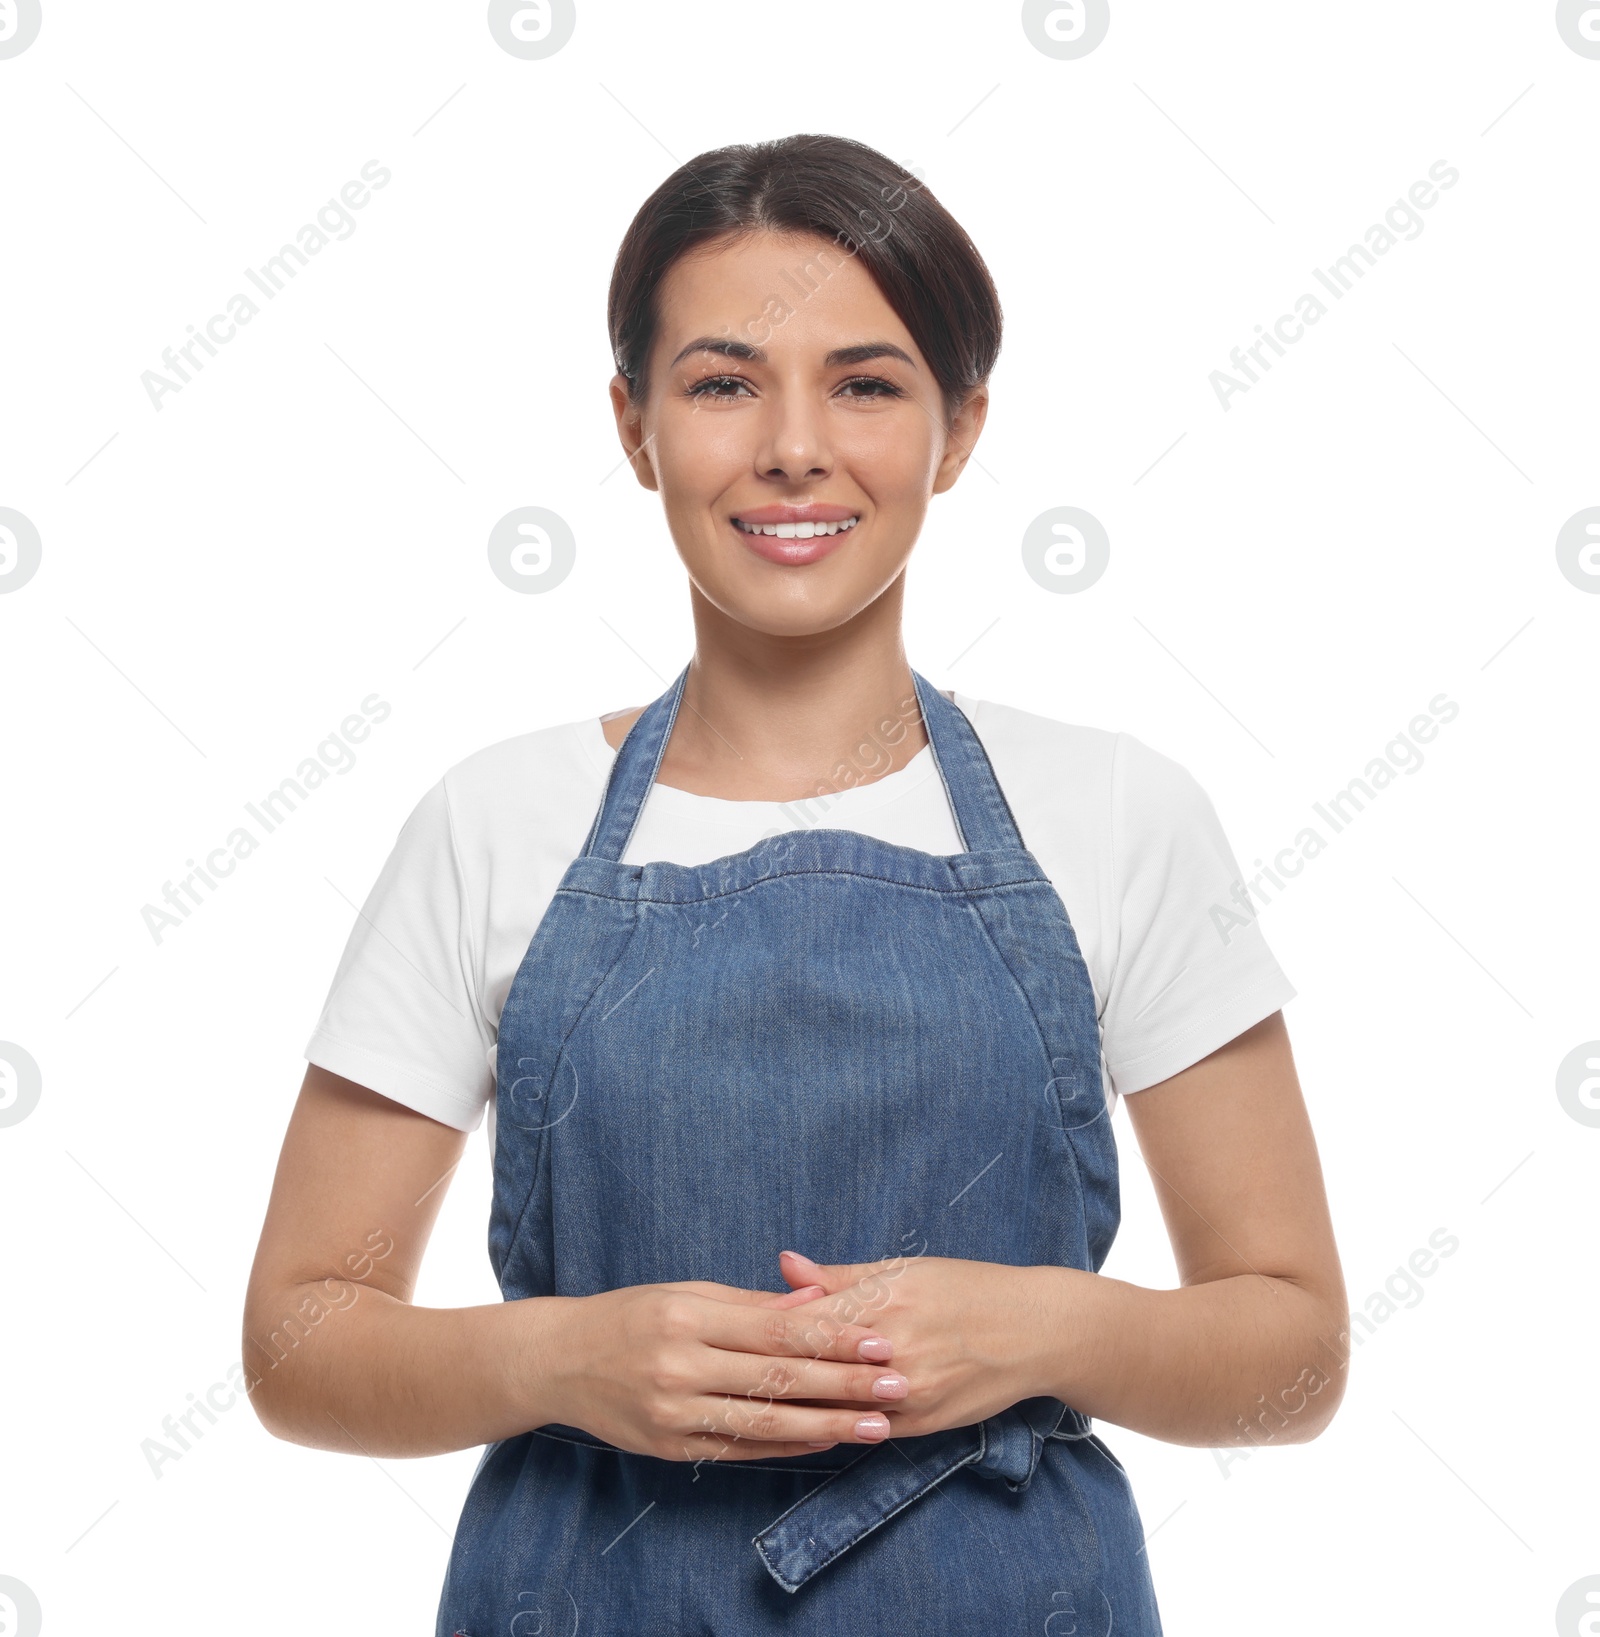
top-left (858, 1336), bottom-right (892, 1362)
top-left (871, 1374), bottom-right (908, 1400)
top-left (855, 1415), bottom-right (889, 1439)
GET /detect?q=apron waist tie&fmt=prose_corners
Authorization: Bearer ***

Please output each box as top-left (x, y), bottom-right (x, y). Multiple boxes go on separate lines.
top-left (527, 1397), bottom-right (1092, 1596)
top-left (753, 1398), bottom-right (1092, 1595)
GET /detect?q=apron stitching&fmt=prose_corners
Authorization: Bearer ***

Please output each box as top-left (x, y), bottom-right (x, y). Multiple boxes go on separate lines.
top-left (557, 869), bottom-right (1043, 906)
top-left (496, 905), bottom-right (649, 1259)
top-left (525, 1424), bottom-right (853, 1477)
top-left (957, 888), bottom-right (1099, 1314)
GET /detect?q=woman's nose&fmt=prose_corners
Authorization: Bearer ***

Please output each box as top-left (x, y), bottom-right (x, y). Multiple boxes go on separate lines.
top-left (754, 391), bottom-right (832, 482)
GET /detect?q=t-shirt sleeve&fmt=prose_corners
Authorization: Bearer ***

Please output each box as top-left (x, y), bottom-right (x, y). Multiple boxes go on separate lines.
top-left (302, 776), bottom-right (493, 1131)
top-left (1101, 732), bottom-right (1297, 1096)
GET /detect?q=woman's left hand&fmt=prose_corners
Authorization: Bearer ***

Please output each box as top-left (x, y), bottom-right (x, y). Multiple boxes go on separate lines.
top-left (770, 1247), bottom-right (1058, 1437)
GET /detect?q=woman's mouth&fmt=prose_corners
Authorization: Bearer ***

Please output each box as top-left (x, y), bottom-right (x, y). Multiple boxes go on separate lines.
top-left (730, 509), bottom-right (860, 565)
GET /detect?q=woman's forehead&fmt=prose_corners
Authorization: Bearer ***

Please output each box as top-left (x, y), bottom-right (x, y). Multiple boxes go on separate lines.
top-left (652, 232), bottom-right (915, 358)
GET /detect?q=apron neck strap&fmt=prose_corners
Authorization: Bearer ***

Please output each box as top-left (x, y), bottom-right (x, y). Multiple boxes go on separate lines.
top-left (583, 663), bottom-right (693, 862)
top-left (582, 663), bottom-right (1026, 861)
top-left (910, 669), bottom-right (1028, 855)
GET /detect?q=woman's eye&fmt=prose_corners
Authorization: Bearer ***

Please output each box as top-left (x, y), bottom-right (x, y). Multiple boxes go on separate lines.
top-left (838, 376), bottom-right (904, 400)
top-left (687, 375), bottom-right (751, 399)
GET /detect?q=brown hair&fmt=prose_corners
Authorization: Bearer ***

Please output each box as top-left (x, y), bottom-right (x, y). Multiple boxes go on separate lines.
top-left (607, 133), bottom-right (1002, 428)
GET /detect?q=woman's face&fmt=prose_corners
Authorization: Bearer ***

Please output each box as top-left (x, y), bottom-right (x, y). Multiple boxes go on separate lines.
top-left (610, 229), bottom-right (988, 638)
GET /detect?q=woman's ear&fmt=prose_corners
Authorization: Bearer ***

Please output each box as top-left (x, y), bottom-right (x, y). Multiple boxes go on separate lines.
top-left (931, 384), bottom-right (990, 496)
top-left (609, 372), bottom-right (659, 492)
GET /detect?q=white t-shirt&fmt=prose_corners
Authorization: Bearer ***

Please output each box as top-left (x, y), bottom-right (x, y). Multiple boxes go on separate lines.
top-left (303, 690), bottom-right (1296, 1159)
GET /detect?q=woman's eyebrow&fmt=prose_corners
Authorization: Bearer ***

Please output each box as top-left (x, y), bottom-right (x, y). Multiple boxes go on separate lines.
top-left (668, 337), bottom-right (918, 371)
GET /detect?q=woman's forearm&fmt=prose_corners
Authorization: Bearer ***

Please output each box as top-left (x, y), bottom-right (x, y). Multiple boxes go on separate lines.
top-left (1019, 1265), bottom-right (1350, 1449)
top-left (243, 1285), bottom-right (573, 1458)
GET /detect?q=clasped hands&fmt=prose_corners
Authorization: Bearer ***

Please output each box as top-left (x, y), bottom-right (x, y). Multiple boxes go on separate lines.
top-left (549, 1246), bottom-right (1060, 1466)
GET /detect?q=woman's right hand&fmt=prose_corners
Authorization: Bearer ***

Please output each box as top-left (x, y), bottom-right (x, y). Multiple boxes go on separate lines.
top-left (531, 1279), bottom-right (911, 1463)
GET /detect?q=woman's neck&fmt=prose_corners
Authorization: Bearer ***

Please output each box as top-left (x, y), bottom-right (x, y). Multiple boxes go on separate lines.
top-left (601, 613), bottom-right (946, 803)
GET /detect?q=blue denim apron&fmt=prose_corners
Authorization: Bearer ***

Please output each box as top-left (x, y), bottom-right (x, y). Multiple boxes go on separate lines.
top-left (436, 664), bottom-right (1164, 1635)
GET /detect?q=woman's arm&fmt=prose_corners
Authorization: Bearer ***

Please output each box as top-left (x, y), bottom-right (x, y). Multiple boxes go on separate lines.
top-left (242, 1065), bottom-right (558, 1457)
top-left (1023, 1010), bottom-right (1350, 1448)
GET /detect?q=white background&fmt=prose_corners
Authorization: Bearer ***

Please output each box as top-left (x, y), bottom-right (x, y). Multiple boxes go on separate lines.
top-left (2, 2), bottom-right (1596, 1632)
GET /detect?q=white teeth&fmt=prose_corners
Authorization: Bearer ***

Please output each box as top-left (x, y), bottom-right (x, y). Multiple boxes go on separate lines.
top-left (734, 516), bottom-right (860, 538)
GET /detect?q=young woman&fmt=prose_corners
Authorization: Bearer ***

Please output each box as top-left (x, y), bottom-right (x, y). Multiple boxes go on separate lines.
top-left (244, 133), bottom-right (1348, 1634)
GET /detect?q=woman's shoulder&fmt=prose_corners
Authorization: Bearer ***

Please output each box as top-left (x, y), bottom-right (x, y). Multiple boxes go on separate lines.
top-left (952, 694), bottom-right (1241, 915)
top-left (413, 711), bottom-right (610, 852)
top-left (955, 691), bottom-right (1206, 813)
top-left (955, 689), bottom-right (1117, 758)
